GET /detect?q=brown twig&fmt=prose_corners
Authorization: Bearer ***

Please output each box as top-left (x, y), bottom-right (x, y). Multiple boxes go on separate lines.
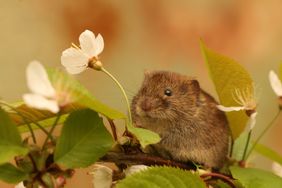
top-left (100, 151), bottom-right (195, 170)
top-left (201, 172), bottom-right (235, 188)
top-left (28, 153), bottom-right (38, 172)
top-left (107, 118), bottom-right (118, 141)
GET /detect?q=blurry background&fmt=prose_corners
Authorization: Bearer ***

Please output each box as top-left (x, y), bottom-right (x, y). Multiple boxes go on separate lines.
top-left (1, 0), bottom-right (282, 187)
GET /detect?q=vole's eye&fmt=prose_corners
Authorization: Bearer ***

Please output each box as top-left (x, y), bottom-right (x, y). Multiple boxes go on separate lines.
top-left (164, 89), bottom-right (172, 96)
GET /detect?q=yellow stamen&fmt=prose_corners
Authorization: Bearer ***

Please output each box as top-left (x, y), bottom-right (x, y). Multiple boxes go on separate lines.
top-left (71, 43), bottom-right (80, 49)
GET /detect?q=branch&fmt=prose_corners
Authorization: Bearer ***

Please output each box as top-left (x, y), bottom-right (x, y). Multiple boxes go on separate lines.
top-left (107, 118), bottom-right (118, 141)
top-left (100, 151), bottom-right (195, 170)
top-left (201, 173), bottom-right (235, 188)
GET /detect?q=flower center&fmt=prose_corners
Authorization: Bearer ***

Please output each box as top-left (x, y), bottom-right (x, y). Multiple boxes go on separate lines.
top-left (55, 91), bottom-right (72, 107)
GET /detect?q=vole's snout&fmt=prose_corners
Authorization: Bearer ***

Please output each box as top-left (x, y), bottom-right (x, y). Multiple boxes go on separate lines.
top-left (140, 99), bottom-right (152, 112)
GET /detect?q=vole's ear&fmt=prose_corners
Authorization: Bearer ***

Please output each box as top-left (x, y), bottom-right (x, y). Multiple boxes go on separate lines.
top-left (180, 79), bottom-right (200, 93)
top-left (190, 79), bottom-right (200, 90)
top-left (144, 70), bottom-right (159, 81)
top-left (144, 69), bottom-right (154, 76)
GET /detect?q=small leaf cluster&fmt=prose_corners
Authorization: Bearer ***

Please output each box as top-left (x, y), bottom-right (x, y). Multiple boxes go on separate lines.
top-left (0, 68), bottom-right (126, 186)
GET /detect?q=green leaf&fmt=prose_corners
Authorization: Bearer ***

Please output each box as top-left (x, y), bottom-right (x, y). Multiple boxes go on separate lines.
top-left (54, 109), bottom-right (114, 168)
top-left (48, 68), bottom-right (125, 120)
top-left (200, 40), bottom-right (253, 139)
top-left (18, 114), bottom-right (68, 133)
top-left (232, 132), bottom-right (253, 161)
top-left (128, 125), bottom-right (160, 148)
top-left (230, 166), bottom-right (282, 188)
top-left (116, 166), bottom-right (206, 188)
top-left (215, 180), bottom-right (239, 188)
top-left (0, 163), bottom-right (28, 184)
top-left (255, 143), bottom-right (282, 165)
top-left (0, 145), bottom-right (28, 165)
top-left (0, 108), bottom-right (28, 164)
top-left (5, 102), bottom-right (72, 132)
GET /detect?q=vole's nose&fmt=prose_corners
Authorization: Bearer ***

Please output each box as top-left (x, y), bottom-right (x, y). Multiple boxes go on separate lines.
top-left (140, 99), bottom-right (152, 111)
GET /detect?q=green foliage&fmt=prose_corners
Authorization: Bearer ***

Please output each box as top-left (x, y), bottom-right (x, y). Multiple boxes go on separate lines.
top-left (5, 68), bottom-right (125, 132)
top-left (0, 108), bottom-right (28, 164)
top-left (255, 143), bottom-right (282, 165)
top-left (233, 132), bottom-right (252, 161)
top-left (0, 163), bottom-right (28, 184)
top-left (6, 102), bottom-right (70, 132)
top-left (128, 125), bottom-right (161, 148)
top-left (54, 109), bottom-right (114, 168)
top-left (230, 166), bottom-right (282, 188)
top-left (18, 114), bottom-right (68, 133)
top-left (116, 166), bottom-right (206, 188)
top-left (200, 41), bottom-right (253, 139)
top-left (48, 68), bottom-right (125, 120)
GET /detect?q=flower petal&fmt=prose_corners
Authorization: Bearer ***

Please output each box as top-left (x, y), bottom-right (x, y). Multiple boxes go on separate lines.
top-left (272, 162), bottom-right (282, 177)
top-left (124, 165), bottom-right (148, 176)
top-left (269, 70), bottom-right (282, 97)
top-left (65, 66), bottom-right (87, 74)
top-left (15, 182), bottom-right (25, 188)
top-left (26, 61), bottom-right (55, 98)
top-left (79, 30), bottom-right (97, 57)
top-left (90, 164), bottom-right (112, 188)
top-left (217, 105), bottom-right (245, 112)
top-left (61, 47), bottom-right (89, 69)
top-left (23, 93), bottom-right (59, 113)
top-left (245, 112), bottom-right (257, 131)
top-left (93, 34), bottom-right (104, 56)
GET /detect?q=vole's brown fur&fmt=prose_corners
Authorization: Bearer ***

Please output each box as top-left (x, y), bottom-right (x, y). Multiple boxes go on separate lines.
top-left (131, 71), bottom-right (230, 169)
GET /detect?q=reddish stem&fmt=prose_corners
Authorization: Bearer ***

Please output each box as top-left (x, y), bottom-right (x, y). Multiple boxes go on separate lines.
top-left (201, 172), bottom-right (235, 188)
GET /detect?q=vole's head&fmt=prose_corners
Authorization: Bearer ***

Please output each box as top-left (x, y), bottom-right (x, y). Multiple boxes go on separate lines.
top-left (132, 71), bottom-right (201, 122)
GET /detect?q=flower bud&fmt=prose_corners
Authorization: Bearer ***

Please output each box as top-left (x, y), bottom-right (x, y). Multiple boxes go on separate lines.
top-left (91, 60), bottom-right (103, 71)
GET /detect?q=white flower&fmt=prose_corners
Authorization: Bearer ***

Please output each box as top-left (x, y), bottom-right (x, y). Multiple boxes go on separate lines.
top-left (15, 182), bottom-right (43, 188)
top-left (61, 30), bottom-right (104, 74)
top-left (217, 86), bottom-right (257, 114)
top-left (90, 164), bottom-right (113, 188)
top-left (269, 70), bottom-right (282, 97)
top-left (23, 61), bottom-right (72, 113)
top-left (272, 162), bottom-right (282, 177)
top-left (15, 182), bottom-right (25, 188)
top-left (217, 87), bottom-right (258, 130)
top-left (23, 61), bottom-right (59, 113)
top-left (124, 165), bottom-right (148, 176)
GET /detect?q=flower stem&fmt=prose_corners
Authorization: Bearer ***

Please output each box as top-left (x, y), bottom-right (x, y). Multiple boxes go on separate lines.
top-left (229, 135), bottom-right (234, 158)
top-left (0, 101), bottom-right (36, 144)
top-left (42, 112), bottom-right (61, 150)
top-left (101, 67), bottom-right (132, 125)
top-left (246, 110), bottom-right (281, 159)
top-left (241, 130), bottom-right (252, 161)
top-left (0, 101), bottom-right (53, 141)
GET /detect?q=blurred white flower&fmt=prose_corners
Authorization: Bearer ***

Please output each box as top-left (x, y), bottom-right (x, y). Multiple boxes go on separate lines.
top-left (272, 162), bottom-right (282, 177)
top-left (15, 182), bottom-right (25, 188)
top-left (15, 182), bottom-right (42, 188)
top-left (23, 61), bottom-right (59, 113)
top-left (61, 30), bottom-right (104, 74)
top-left (217, 87), bottom-right (258, 130)
top-left (269, 70), bottom-right (282, 97)
top-left (23, 61), bottom-right (72, 113)
top-left (124, 165), bottom-right (148, 176)
top-left (217, 87), bottom-right (257, 115)
top-left (90, 164), bottom-right (113, 188)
